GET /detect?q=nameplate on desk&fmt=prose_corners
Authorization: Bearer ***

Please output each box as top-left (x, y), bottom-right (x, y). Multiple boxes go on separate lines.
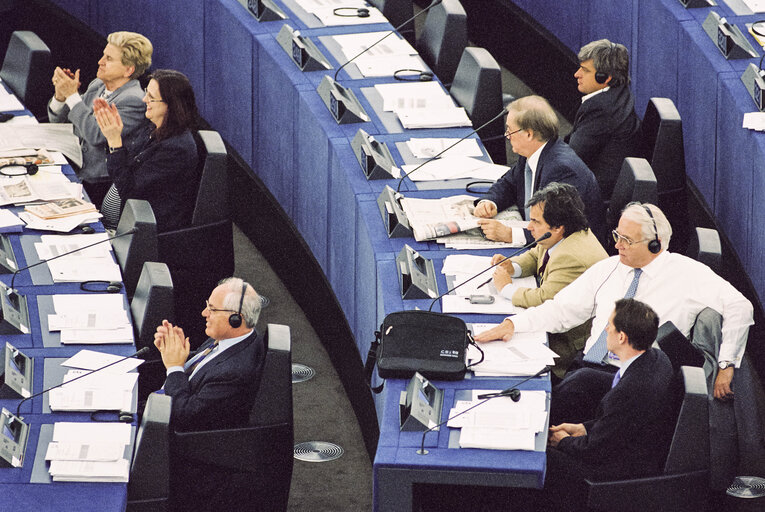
top-left (0, 235), bottom-right (17, 274)
top-left (396, 244), bottom-right (438, 300)
top-left (702, 12), bottom-right (758, 60)
top-left (317, 76), bottom-right (370, 124)
top-left (0, 408), bottom-right (29, 468)
top-left (276, 25), bottom-right (331, 72)
top-left (247, 0), bottom-right (287, 22)
top-left (377, 185), bottom-right (412, 238)
top-left (351, 129), bottom-right (397, 180)
top-left (741, 63), bottom-right (765, 111)
top-left (400, 372), bottom-right (443, 432)
top-left (0, 342), bottom-right (32, 399)
top-left (0, 281), bottom-right (30, 335)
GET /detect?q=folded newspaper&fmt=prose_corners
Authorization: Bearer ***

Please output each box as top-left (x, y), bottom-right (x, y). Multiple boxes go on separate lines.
top-left (399, 194), bottom-right (525, 243)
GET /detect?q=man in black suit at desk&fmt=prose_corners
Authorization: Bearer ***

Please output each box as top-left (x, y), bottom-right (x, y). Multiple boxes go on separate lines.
top-left (565, 39), bottom-right (641, 199)
top-left (541, 298), bottom-right (674, 511)
top-left (153, 277), bottom-right (266, 432)
top-left (474, 95), bottom-right (606, 244)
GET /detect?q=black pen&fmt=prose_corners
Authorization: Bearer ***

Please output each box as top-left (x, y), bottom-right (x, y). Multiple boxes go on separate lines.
top-left (476, 276), bottom-right (492, 289)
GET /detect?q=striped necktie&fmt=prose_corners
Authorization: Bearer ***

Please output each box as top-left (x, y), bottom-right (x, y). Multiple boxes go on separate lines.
top-left (185, 341), bottom-right (218, 375)
top-left (524, 161), bottom-right (532, 220)
top-left (583, 268), bottom-right (643, 364)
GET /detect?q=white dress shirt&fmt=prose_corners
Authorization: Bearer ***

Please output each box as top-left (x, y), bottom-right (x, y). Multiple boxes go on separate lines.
top-left (509, 251), bottom-right (753, 366)
top-left (166, 329), bottom-right (254, 378)
top-left (581, 86), bottom-right (609, 104)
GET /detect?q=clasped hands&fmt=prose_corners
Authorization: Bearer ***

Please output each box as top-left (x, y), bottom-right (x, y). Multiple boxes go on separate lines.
top-left (154, 320), bottom-right (190, 369)
top-left (474, 201), bottom-right (514, 243)
top-left (52, 67), bottom-right (80, 102)
top-left (93, 97), bottom-right (125, 148)
top-left (548, 423), bottom-right (586, 447)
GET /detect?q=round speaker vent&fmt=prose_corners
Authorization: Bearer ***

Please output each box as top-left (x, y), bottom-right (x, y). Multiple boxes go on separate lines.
top-left (727, 476), bottom-right (765, 499)
top-left (259, 295), bottom-right (271, 309)
top-left (294, 441), bottom-right (344, 462)
top-left (292, 364), bottom-right (315, 383)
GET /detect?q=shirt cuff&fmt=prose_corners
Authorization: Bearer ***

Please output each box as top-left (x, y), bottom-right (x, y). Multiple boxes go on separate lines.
top-left (477, 199), bottom-right (497, 210)
top-left (511, 262), bottom-right (522, 278)
top-left (65, 93), bottom-right (83, 110)
top-left (49, 97), bottom-right (65, 114)
top-left (166, 366), bottom-right (183, 376)
top-left (499, 284), bottom-right (515, 301)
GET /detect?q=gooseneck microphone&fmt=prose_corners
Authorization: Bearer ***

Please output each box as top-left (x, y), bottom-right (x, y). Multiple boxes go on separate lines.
top-left (427, 232), bottom-right (551, 311)
top-left (396, 108), bottom-right (507, 192)
top-left (332, 0), bottom-right (443, 82)
top-left (15, 346), bottom-right (150, 418)
top-left (8, 227), bottom-right (138, 294)
top-left (417, 364), bottom-right (552, 455)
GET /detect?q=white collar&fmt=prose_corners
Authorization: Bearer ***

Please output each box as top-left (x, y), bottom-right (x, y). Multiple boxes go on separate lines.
top-left (581, 86), bottom-right (610, 104)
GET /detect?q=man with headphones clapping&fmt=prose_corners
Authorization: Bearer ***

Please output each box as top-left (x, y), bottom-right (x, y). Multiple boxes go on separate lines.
top-left (565, 39), bottom-right (641, 199)
top-left (152, 277), bottom-right (266, 432)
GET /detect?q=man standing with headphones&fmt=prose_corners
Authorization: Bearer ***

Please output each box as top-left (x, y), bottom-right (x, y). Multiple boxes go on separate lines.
top-left (565, 39), bottom-right (641, 199)
top-left (153, 277), bottom-right (266, 432)
top-left (475, 203), bottom-right (753, 422)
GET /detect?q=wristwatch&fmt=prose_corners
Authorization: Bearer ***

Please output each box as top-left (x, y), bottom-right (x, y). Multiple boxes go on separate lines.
top-left (718, 361), bottom-right (735, 370)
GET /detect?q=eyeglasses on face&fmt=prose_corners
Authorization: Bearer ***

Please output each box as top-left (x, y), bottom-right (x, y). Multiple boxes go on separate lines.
top-left (504, 127), bottom-right (523, 139)
top-left (611, 229), bottom-right (649, 247)
top-left (205, 300), bottom-right (236, 314)
top-left (143, 87), bottom-right (164, 103)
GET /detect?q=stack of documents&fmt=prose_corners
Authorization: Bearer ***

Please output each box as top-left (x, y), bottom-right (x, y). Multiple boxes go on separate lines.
top-left (743, 112), bottom-right (765, 131)
top-left (467, 325), bottom-right (557, 376)
top-left (332, 32), bottom-right (424, 78)
top-left (48, 294), bottom-right (133, 344)
top-left (439, 255), bottom-right (538, 314)
top-left (374, 82), bottom-right (472, 128)
top-left (47, 422), bottom-right (131, 482)
top-left (35, 234), bottom-right (122, 283)
top-left (448, 389), bottom-right (547, 451)
top-left (400, 156), bottom-right (509, 182)
top-left (0, 124), bottom-right (83, 167)
top-left (742, 0), bottom-right (765, 13)
top-left (49, 370), bottom-right (137, 411)
top-left (405, 138), bottom-right (484, 159)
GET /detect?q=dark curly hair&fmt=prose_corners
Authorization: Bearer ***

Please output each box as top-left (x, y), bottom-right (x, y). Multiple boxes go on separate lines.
top-left (526, 182), bottom-right (589, 236)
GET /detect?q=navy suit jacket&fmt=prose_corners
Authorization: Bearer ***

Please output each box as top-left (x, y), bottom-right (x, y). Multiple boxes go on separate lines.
top-left (106, 124), bottom-right (199, 233)
top-left (163, 330), bottom-right (266, 432)
top-left (556, 348), bottom-right (674, 480)
top-left (482, 137), bottom-right (606, 243)
top-left (48, 78), bottom-right (147, 184)
top-left (564, 84), bottom-right (641, 199)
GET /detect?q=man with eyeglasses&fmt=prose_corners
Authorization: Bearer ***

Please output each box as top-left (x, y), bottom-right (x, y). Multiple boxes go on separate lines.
top-left (48, 31), bottom-right (153, 207)
top-left (152, 277), bottom-right (266, 432)
top-left (474, 95), bottom-right (606, 245)
top-left (476, 202), bottom-right (752, 421)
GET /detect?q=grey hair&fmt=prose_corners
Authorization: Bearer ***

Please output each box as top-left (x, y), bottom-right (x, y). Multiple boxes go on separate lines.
top-left (620, 202), bottom-right (672, 251)
top-left (218, 277), bottom-right (261, 329)
top-left (578, 39), bottom-right (630, 87)
top-left (506, 95), bottom-right (559, 142)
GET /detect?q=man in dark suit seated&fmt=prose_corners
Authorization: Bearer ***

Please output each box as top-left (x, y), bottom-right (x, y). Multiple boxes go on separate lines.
top-left (153, 277), bottom-right (266, 432)
top-left (474, 95), bottom-right (606, 244)
top-left (541, 298), bottom-right (674, 511)
top-left (565, 39), bottom-right (641, 199)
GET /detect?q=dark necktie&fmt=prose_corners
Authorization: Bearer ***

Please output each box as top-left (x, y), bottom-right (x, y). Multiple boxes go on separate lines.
top-left (538, 251), bottom-right (551, 282)
top-left (185, 341), bottom-right (218, 375)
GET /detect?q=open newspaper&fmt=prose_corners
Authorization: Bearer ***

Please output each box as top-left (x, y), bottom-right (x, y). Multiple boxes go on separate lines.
top-left (399, 194), bottom-right (526, 245)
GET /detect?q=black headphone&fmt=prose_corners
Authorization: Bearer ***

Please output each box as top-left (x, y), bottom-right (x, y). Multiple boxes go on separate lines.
top-left (80, 280), bottom-right (123, 293)
top-left (594, 41), bottom-right (617, 84)
top-left (0, 161), bottom-right (38, 176)
top-left (643, 205), bottom-right (661, 254)
top-left (228, 281), bottom-right (247, 328)
top-left (333, 6), bottom-right (369, 17)
top-left (393, 69), bottom-right (433, 82)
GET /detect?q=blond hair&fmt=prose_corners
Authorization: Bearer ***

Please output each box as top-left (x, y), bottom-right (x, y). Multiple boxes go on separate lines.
top-left (506, 95), bottom-right (559, 142)
top-left (107, 31), bottom-right (153, 79)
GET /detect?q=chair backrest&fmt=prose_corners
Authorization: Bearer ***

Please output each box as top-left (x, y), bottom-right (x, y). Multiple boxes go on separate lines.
top-left (191, 130), bottom-right (228, 226)
top-left (663, 366), bottom-right (709, 474)
top-left (0, 31), bottom-right (51, 119)
top-left (656, 321), bottom-right (705, 373)
top-left (607, 157), bottom-right (658, 230)
top-left (638, 98), bottom-right (685, 195)
top-left (114, 199), bottom-right (158, 298)
top-left (130, 262), bottom-right (174, 350)
top-left (687, 227), bottom-right (722, 275)
top-left (169, 324), bottom-right (294, 511)
top-left (416, 0), bottom-right (467, 85)
top-left (450, 47), bottom-right (503, 132)
top-left (128, 392), bottom-right (172, 512)
top-left (369, 0), bottom-right (414, 32)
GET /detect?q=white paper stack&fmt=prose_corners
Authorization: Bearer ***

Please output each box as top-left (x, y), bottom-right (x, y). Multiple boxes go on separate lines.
top-left (47, 422), bottom-right (131, 482)
top-left (406, 138), bottom-right (483, 159)
top-left (743, 112), bottom-right (765, 131)
top-left (48, 294), bottom-right (133, 344)
top-left (35, 234), bottom-right (122, 283)
top-left (467, 326), bottom-right (557, 377)
top-left (447, 390), bottom-right (547, 451)
top-left (400, 156), bottom-right (509, 182)
top-left (374, 82), bottom-right (473, 128)
top-left (0, 86), bottom-right (24, 112)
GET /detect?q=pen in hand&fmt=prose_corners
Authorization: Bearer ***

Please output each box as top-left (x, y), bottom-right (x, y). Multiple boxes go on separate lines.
top-left (476, 276), bottom-right (492, 290)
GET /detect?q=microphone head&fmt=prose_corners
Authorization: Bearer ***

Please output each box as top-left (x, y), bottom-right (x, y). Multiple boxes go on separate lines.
top-left (430, 0), bottom-right (443, 5)
top-left (538, 232), bottom-right (552, 241)
top-left (509, 389), bottom-right (521, 402)
top-left (133, 346), bottom-right (151, 358)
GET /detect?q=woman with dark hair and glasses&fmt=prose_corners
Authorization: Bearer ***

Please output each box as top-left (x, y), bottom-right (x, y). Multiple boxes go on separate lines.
top-left (94, 69), bottom-right (199, 232)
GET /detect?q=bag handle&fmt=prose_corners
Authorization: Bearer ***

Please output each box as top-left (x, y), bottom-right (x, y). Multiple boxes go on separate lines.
top-left (364, 330), bottom-right (385, 393)
top-left (465, 330), bottom-right (484, 369)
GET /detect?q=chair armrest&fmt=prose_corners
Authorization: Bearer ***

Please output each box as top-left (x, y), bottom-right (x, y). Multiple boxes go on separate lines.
top-left (585, 470), bottom-right (709, 512)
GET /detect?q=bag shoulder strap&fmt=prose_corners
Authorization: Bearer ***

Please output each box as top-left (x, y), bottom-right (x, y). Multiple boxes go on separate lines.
top-left (364, 330), bottom-right (384, 393)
